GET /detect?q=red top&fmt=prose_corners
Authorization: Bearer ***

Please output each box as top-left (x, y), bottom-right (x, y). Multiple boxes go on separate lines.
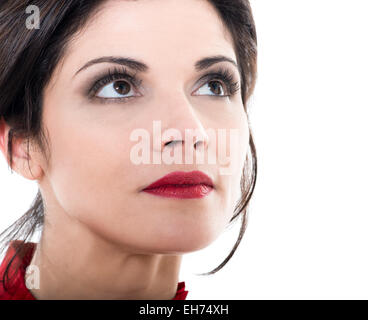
top-left (0, 240), bottom-right (188, 300)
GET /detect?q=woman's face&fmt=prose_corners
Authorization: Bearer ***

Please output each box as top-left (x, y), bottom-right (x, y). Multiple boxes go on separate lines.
top-left (40, 0), bottom-right (249, 254)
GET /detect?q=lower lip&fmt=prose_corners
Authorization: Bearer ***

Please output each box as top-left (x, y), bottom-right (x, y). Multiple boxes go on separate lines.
top-left (141, 184), bottom-right (214, 199)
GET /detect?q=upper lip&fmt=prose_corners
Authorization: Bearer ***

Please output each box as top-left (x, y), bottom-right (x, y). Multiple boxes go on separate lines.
top-left (141, 170), bottom-right (214, 190)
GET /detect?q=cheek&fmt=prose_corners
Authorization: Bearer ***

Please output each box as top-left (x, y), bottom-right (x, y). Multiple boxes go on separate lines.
top-left (216, 107), bottom-right (249, 216)
top-left (216, 106), bottom-right (249, 176)
top-left (233, 109), bottom-right (250, 186)
top-left (44, 112), bottom-right (136, 219)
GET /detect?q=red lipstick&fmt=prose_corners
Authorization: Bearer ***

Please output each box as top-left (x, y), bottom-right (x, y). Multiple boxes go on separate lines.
top-left (141, 170), bottom-right (214, 199)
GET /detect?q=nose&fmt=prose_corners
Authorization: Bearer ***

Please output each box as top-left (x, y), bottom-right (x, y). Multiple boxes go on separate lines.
top-left (152, 94), bottom-right (210, 158)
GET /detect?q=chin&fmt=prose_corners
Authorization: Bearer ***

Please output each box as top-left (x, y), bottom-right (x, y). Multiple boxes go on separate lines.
top-left (151, 231), bottom-right (222, 254)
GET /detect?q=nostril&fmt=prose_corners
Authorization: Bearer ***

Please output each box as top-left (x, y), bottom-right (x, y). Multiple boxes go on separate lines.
top-left (164, 140), bottom-right (181, 147)
top-left (194, 140), bottom-right (202, 149)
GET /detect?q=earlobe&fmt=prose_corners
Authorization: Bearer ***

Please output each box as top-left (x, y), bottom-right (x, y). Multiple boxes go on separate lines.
top-left (14, 156), bottom-right (43, 181)
top-left (0, 116), bottom-right (10, 160)
top-left (0, 117), bottom-right (43, 180)
top-left (10, 140), bottom-right (43, 181)
top-left (12, 139), bottom-right (44, 181)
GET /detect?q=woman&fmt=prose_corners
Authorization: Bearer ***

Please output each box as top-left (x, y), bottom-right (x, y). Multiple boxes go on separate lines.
top-left (0, 0), bottom-right (257, 299)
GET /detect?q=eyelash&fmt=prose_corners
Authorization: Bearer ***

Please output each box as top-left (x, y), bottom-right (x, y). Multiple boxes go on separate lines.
top-left (87, 66), bottom-right (240, 103)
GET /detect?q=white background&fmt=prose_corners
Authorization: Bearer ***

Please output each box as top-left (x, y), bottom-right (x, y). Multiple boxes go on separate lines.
top-left (1, 0), bottom-right (368, 299)
top-left (182, 0), bottom-right (368, 299)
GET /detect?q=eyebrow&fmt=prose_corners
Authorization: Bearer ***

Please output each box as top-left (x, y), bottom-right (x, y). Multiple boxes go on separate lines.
top-left (73, 55), bottom-right (239, 77)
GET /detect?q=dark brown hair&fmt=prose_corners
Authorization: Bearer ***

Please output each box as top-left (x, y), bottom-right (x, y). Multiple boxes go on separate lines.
top-left (0, 0), bottom-right (257, 294)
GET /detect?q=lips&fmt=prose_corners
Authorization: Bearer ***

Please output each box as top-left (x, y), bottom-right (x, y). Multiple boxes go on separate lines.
top-left (141, 170), bottom-right (214, 199)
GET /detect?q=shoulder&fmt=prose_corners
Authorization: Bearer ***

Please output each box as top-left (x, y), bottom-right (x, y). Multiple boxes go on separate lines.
top-left (0, 240), bottom-right (37, 300)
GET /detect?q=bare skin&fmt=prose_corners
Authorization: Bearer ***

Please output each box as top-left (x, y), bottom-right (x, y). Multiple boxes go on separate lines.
top-left (0, 0), bottom-right (249, 299)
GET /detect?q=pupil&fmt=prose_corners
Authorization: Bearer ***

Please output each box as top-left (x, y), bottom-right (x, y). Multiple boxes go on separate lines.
top-left (209, 81), bottom-right (223, 95)
top-left (114, 81), bottom-right (130, 95)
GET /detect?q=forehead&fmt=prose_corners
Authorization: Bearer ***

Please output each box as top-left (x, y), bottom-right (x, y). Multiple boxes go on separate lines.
top-left (64, 0), bottom-right (237, 74)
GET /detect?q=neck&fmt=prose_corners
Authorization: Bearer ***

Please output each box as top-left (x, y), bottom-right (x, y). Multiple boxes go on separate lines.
top-left (27, 206), bottom-right (182, 300)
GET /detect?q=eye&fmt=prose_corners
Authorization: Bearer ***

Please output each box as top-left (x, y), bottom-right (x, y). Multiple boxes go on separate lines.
top-left (96, 80), bottom-right (135, 99)
top-left (195, 80), bottom-right (226, 97)
top-left (193, 67), bottom-right (241, 98)
top-left (87, 66), bottom-right (142, 103)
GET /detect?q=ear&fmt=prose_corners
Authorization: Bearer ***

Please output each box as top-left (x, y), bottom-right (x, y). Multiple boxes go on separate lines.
top-left (0, 116), bottom-right (44, 180)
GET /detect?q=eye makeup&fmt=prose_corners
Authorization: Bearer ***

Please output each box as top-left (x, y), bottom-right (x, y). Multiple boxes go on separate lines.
top-left (196, 66), bottom-right (241, 97)
top-left (84, 65), bottom-right (241, 104)
top-left (86, 66), bottom-right (142, 101)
